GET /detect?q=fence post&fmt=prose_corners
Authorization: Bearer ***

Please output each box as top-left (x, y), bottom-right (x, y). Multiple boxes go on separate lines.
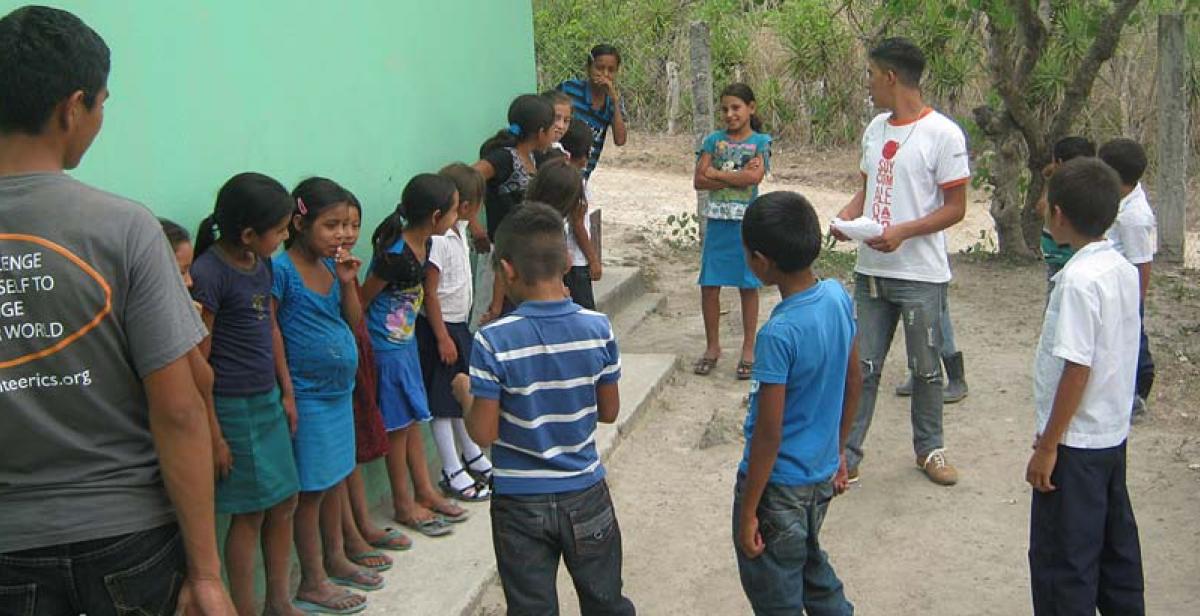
top-left (1156, 13), bottom-right (1189, 263)
top-left (690, 20), bottom-right (713, 238)
top-left (666, 61), bottom-right (681, 135)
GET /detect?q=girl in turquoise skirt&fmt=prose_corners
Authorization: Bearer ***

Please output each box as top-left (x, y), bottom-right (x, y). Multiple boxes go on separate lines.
top-left (692, 83), bottom-right (772, 380)
top-left (191, 173), bottom-right (306, 615)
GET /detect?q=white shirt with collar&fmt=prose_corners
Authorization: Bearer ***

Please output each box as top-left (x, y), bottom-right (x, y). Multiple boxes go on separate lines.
top-left (1105, 183), bottom-right (1157, 265)
top-left (1034, 240), bottom-right (1140, 449)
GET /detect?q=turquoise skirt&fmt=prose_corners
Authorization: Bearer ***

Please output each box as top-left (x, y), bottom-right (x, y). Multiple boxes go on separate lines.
top-left (215, 388), bottom-right (300, 514)
top-left (698, 218), bottom-right (762, 289)
top-left (292, 393), bottom-right (356, 492)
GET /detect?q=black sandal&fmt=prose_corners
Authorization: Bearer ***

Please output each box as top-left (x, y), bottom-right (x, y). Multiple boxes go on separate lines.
top-left (736, 359), bottom-right (754, 380)
top-left (693, 355), bottom-right (719, 376)
top-left (439, 468), bottom-right (491, 502)
top-left (462, 453), bottom-right (493, 486)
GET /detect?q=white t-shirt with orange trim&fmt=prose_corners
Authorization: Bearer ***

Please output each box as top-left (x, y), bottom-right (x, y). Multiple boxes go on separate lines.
top-left (856, 108), bottom-right (970, 284)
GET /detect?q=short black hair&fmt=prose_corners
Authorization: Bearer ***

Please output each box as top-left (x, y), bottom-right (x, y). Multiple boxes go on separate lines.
top-left (1053, 136), bottom-right (1095, 163)
top-left (869, 37), bottom-right (925, 87)
top-left (1098, 138), bottom-right (1148, 186)
top-left (494, 202), bottom-right (567, 283)
top-left (0, 6), bottom-right (110, 135)
top-left (742, 191), bottom-right (821, 273)
top-left (1047, 158), bottom-right (1121, 238)
top-left (561, 121), bottom-right (592, 162)
top-left (159, 218), bottom-right (190, 249)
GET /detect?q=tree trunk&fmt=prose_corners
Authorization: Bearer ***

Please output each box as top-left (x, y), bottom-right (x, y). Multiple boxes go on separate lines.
top-left (1020, 155), bottom-right (1050, 254)
top-left (975, 105), bottom-right (1034, 258)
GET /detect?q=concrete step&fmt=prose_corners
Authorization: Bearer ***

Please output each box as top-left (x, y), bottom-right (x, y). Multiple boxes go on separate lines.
top-left (593, 266), bottom-right (646, 319)
top-left (362, 353), bottom-right (678, 616)
top-left (609, 292), bottom-right (665, 340)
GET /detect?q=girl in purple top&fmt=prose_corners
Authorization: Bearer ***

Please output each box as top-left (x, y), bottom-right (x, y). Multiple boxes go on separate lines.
top-left (190, 172), bottom-right (303, 616)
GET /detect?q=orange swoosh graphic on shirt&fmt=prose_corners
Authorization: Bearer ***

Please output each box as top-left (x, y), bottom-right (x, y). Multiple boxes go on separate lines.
top-left (0, 233), bottom-right (112, 369)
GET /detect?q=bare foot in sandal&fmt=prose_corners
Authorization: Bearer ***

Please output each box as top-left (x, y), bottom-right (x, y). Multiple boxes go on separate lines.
top-left (418, 495), bottom-right (469, 523)
top-left (693, 354), bottom-right (720, 376)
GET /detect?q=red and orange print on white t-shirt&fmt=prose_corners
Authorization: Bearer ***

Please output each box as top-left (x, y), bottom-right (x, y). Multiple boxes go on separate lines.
top-left (855, 108), bottom-right (971, 284)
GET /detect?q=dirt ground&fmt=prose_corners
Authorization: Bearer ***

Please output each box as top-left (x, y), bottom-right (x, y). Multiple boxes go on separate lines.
top-left (476, 134), bottom-right (1200, 614)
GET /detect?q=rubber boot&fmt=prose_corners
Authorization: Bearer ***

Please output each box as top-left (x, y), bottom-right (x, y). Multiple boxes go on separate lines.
top-left (943, 352), bottom-right (968, 404)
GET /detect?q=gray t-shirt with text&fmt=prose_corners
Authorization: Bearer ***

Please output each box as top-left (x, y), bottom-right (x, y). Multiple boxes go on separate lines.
top-left (0, 173), bottom-right (206, 553)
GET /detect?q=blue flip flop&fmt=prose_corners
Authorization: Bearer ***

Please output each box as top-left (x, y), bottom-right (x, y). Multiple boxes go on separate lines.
top-left (293, 590), bottom-right (367, 614)
top-left (330, 569), bottom-right (384, 592)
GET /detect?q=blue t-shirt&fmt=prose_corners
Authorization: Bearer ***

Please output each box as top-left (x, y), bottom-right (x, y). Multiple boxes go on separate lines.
top-left (190, 248), bottom-right (277, 397)
top-left (699, 130), bottom-right (772, 221)
top-left (739, 280), bottom-right (856, 486)
top-left (557, 78), bottom-right (625, 179)
top-left (469, 300), bottom-right (621, 495)
top-left (270, 252), bottom-right (357, 399)
top-left (366, 238), bottom-right (425, 353)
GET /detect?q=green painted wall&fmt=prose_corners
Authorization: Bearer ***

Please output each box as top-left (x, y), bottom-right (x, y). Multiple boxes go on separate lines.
top-left (4, 0), bottom-right (535, 244)
top-left (2, 0), bottom-right (532, 588)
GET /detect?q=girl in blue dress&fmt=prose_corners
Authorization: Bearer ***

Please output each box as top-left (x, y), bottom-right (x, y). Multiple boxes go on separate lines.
top-left (363, 173), bottom-right (469, 538)
top-left (693, 83), bottom-right (772, 380)
top-left (273, 177), bottom-right (376, 611)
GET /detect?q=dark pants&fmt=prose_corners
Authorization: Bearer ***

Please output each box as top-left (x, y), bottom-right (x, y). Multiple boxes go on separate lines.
top-left (491, 479), bottom-right (634, 615)
top-left (1029, 443), bottom-right (1144, 615)
top-left (564, 266), bottom-right (596, 310)
top-left (733, 476), bottom-right (853, 616)
top-left (1136, 304), bottom-right (1154, 400)
top-left (0, 523), bottom-right (185, 616)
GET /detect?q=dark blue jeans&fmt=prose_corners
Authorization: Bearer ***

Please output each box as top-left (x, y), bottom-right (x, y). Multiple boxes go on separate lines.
top-left (491, 479), bottom-right (635, 615)
top-left (1136, 303), bottom-right (1154, 400)
top-left (847, 274), bottom-right (946, 469)
top-left (0, 523), bottom-right (185, 616)
top-left (733, 476), bottom-right (853, 616)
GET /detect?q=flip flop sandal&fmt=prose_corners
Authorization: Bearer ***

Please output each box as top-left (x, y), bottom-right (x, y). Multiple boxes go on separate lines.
top-left (736, 360), bottom-right (754, 380)
top-left (440, 469), bottom-right (492, 502)
top-left (462, 453), bottom-right (494, 484)
top-left (430, 503), bottom-right (470, 523)
top-left (399, 516), bottom-right (454, 537)
top-left (330, 568), bottom-right (385, 592)
top-left (693, 356), bottom-right (719, 376)
top-left (367, 527), bottom-right (412, 551)
top-left (293, 590), bottom-right (367, 615)
top-left (347, 550), bottom-right (392, 572)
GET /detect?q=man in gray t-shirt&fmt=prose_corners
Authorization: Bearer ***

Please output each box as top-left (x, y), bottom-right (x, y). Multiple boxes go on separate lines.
top-left (0, 6), bottom-right (233, 613)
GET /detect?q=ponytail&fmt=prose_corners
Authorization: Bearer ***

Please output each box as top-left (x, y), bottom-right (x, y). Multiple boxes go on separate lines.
top-left (371, 212), bottom-right (404, 255)
top-left (749, 113), bottom-right (764, 133)
top-left (195, 172), bottom-right (293, 258)
top-left (194, 214), bottom-right (219, 257)
top-left (479, 94), bottom-right (555, 157)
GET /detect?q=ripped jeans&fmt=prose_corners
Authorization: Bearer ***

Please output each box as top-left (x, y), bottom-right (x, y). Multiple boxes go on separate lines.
top-left (846, 274), bottom-right (946, 470)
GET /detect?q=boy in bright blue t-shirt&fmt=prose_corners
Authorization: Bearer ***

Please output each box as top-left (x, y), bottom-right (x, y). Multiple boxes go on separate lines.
top-left (733, 191), bottom-right (860, 615)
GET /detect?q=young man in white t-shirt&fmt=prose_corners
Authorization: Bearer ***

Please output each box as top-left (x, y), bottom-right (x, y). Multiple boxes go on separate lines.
top-left (831, 38), bottom-right (969, 486)
top-left (1027, 157), bottom-right (1144, 615)
top-left (1098, 138), bottom-right (1156, 416)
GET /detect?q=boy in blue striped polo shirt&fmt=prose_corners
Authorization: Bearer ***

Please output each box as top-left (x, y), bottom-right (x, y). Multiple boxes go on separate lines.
top-left (468, 202), bottom-right (634, 615)
top-left (556, 44), bottom-right (628, 179)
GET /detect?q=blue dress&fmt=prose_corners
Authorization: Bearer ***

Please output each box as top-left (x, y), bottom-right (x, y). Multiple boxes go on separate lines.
top-left (367, 238), bottom-right (433, 431)
top-left (272, 252), bottom-right (358, 492)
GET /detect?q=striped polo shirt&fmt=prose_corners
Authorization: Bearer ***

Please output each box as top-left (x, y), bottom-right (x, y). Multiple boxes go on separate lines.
top-left (557, 78), bottom-right (625, 179)
top-left (469, 299), bottom-right (621, 495)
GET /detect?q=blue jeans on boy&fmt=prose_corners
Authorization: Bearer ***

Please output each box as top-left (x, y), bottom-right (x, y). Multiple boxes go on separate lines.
top-left (733, 475), bottom-right (852, 615)
top-left (491, 479), bottom-right (635, 615)
top-left (0, 523), bottom-right (185, 616)
top-left (847, 274), bottom-right (946, 470)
